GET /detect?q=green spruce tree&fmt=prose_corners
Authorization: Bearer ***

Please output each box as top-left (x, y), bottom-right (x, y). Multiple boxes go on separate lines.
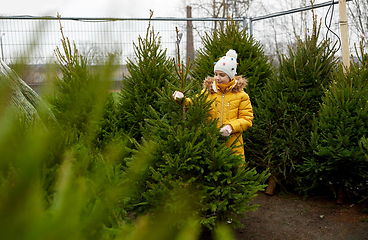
top-left (191, 19), bottom-right (273, 104)
top-left (117, 12), bottom-right (176, 141)
top-left (356, 136), bottom-right (368, 204)
top-left (94, 93), bottom-right (122, 148)
top-left (244, 19), bottom-right (339, 193)
top-left (44, 17), bottom-right (121, 200)
top-left (299, 42), bottom-right (368, 203)
top-left (190, 19), bottom-right (274, 181)
top-left (47, 19), bottom-right (112, 142)
top-left (127, 28), bottom-right (268, 234)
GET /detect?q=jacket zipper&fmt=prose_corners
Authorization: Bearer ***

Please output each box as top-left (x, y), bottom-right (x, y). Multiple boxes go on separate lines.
top-left (220, 93), bottom-right (225, 125)
top-left (215, 102), bottom-right (218, 118)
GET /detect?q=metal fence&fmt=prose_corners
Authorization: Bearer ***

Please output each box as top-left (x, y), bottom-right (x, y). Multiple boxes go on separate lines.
top-left (250, 0), bottom-right (358, 64)
top-left (0, 16), bottom-right (250, 64)
top-left (0, 0), bottom-right (358, 90)
top-left (0, 15), bottom-right (246, 89)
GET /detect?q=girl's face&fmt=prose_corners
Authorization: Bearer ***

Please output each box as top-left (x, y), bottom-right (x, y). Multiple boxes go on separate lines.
top-left (214, 70), bottom-right (231, 84)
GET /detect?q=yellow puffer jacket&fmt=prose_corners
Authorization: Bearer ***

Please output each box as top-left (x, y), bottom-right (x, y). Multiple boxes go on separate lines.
top-left (202, 76), bottom-right (253, 159)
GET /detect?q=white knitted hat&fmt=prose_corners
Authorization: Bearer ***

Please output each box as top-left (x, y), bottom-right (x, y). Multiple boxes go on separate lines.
top-left (214, 49), bottom-right (238, 80)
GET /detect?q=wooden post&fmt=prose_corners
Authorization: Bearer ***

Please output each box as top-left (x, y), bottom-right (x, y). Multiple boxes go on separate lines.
top-left (338, 0), bottom-right (350, 72)
top-left (265, 175), bottom-right (277, 196)
top-left (186, 6), bottom-right (194, 66)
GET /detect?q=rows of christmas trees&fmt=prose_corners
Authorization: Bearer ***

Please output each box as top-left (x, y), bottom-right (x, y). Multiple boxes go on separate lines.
top-left (0, 11), bottom-right (367, 240)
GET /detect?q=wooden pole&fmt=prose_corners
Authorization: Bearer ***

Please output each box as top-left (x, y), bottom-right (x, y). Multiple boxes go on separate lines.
top-left (338, 0), bottom-right (350, 72)
top-left (186, 6), bottom-right (194, 66)
top-left (265, 175), bottom-right (277, 196)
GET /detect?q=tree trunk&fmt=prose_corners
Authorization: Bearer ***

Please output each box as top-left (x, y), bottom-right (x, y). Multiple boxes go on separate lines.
top-left (265, 175), bottom-right (277, 196)
top-left (337, 186), bottom-right (344, 205)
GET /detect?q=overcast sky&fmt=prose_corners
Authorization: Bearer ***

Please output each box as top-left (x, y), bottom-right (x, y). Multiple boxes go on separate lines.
top-left (1, 0), bottom-right (340, 19)
top-left (1, 0), bottom-right (185, 18)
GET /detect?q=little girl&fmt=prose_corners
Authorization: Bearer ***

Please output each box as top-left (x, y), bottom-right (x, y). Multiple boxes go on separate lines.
top-left (173, 49), bottom-right (253, 160)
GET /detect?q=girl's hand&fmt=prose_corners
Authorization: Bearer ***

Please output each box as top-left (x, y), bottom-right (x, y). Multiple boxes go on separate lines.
top-left (173, 91), bottom-right (184, 100)
top-left (220, 125), bottom-right (232, 136)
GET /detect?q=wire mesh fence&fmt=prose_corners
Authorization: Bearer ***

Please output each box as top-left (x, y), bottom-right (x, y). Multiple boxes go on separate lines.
top-left (0, 1), bottom-right (360, 91)
top-left (249, 0), bottom-right (358, 65)
top-left (0, 16), bottom-right (246, 91)
top-left (0, 17), bottom-right (193, 65)
top-left (0, 16), bottom-right (250, 64)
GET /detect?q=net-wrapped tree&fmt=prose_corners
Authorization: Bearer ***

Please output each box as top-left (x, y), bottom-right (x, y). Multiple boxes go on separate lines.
top-left (0, 61), bottom-right (57, 130)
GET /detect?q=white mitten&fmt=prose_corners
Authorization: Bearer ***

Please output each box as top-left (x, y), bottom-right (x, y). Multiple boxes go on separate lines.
top-left (219, 125), bottom-right (232, 137)
top-left (173, 91), bottom-right (184, 100)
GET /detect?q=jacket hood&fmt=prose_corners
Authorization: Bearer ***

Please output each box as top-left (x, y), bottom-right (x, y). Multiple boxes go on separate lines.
top-left (203, 76), bottom-right (248, 93)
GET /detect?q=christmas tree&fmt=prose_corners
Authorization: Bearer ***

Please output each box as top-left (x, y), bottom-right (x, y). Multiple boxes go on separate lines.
top-left (47, 16), bottom-right (113, 142)
top-left (299, 42), bottom-right (368, 204)
top-left (191, 19), bottom-right (273, 105)
top-left (127, 27), bottom-right (268, 235)
top-left (117, 11), bottom-right (176, 141)
top-left (244, 18), bottom-right (339, 194)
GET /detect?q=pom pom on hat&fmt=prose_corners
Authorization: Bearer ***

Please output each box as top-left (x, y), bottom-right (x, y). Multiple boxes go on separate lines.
top-left (214, 49), bottom-right (238, 80)
top-left (226, 49), bottom-right (237, 59)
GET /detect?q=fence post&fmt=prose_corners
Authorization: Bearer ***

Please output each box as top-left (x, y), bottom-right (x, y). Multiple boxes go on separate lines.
top-left (186, 6), bottom-right (194, 66)
top-left (242, 16), bottom-right (246, 31)
top-left (338, 0), bottom-right (350, 72)
top-left (249, 17), bottom-right (253, 36)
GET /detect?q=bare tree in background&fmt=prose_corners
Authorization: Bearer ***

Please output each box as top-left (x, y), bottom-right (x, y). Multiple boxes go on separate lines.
top-left (183, 0), bottom-right (351, 66)
top-left (248, 0), bottom-right (318, 67)
top-left (187, 0), bottom-right (253, 18)
top-left (79, 42), bottom-right (122, 65)
top-left (177, 0), bottom-right (256, 62)
top-left (183, 0), bottom-right (254, 30)
top-left (348, 0), bottom-right (368, 50)
top-left (291, 0), bottom-right (311, 38)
